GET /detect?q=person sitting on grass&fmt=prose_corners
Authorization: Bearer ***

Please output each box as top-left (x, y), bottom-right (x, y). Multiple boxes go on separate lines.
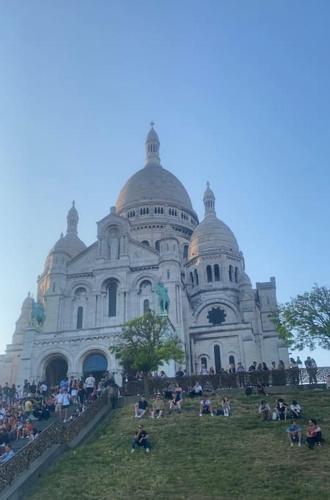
top-left (169, 395), bottom-right (181, 414)
top-left (258, 400), bottom-right (271, 421)
top-left (151, 394), bottom-right (164, 419)
top-left (275, 399), bottom-right (288, 421)
top-left (306, 419), bottom-right (324, 449)
top-left (199, 398), bottom-right (214, 417)
top-left (289, 400), bottom-right (302, 419)
top-left (134, 396), bottom-right (148, 418)
top-left (131, 424), bottom-right (150, 453)
top-left (287, 420), bottom-right (302, 447)
top-left (189, 382), bottom-right (203, 398)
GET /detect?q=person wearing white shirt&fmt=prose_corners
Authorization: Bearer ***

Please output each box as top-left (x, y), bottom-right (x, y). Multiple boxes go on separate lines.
top-left (85, 374), bottom-right (96, 399)
top-left (55, 392), bottom-right (64, 420)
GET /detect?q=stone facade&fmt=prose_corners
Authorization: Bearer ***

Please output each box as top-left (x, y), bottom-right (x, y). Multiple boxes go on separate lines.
top-left (0, 125), bottom-right (288, 385)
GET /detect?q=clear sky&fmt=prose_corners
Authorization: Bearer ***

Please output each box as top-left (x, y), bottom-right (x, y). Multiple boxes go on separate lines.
top-left (0, 1), bottom-right (329, 365)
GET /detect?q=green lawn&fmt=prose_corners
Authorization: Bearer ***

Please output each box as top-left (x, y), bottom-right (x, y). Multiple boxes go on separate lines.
top-left (29, 389), bottom-right (330, 500)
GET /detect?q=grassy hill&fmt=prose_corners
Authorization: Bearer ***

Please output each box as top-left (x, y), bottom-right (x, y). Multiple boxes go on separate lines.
top-left (29, 388), bottom-right (330, 500)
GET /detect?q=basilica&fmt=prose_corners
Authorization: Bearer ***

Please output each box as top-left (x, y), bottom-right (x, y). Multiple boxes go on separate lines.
top-left (0, 125), bottom-right (288, 386)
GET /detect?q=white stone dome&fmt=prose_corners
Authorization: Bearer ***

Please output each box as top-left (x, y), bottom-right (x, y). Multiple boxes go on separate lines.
top-left (238, 271), bottom-right (252, 287)
top-left (51, 233), bottom-right (86, 259)
top-left (189, 213), bottom-right (239, 258)
top-left (189, 183), bottom-right (239, 258)
top-left (116, 164), bottom-right (194, 214)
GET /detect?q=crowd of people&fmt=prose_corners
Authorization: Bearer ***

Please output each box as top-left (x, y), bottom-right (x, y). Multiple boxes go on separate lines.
top-left (130, 380), bottom-right (326, 454)
top-left (130, 356), bottom-right (322, 389)
top-left (0, 372), bottom-right (118, 465)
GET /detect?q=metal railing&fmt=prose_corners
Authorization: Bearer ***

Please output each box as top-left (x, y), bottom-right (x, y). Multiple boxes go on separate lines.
top-left (123, 367), bottom-right (330, 396)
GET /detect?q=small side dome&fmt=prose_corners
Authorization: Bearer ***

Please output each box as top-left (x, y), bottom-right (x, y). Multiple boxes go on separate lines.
top-left (21, 292), bottom-right (34, 311)
top-left (189, 183), bottom-right (239, 258)
top-left (51, 233), bottom-right (86, 258)
top-left (238, 271), bottom-right (252, 288)
top-left (48, 202), bottom-right (86, 259)
top-left (189, 216), bottom-right (239, 257)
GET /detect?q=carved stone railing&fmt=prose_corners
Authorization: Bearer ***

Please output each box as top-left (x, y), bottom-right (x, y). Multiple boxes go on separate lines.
top-left (123, 367), bottom-right (330, 396)
top-left (0, 390), bottom-right (111, 493)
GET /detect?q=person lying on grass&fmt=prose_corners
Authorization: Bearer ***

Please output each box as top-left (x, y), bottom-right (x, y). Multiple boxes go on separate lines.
top-left (287, 420), bottom-right (302, 447)
top-left (169, 395), bottom-right (181, 414)
top-left (131, 424), bottom-right (150, 453)
top-left (199, 398), bottom-right (214, 416)
top-left (306, 419), bottom-right (324, 449)
top-left (134, 396), bottom-right (148, 418)
top-left (151, 394), bottom-right (164, 419)
top-left (258, 400), bottom-right (271, 421)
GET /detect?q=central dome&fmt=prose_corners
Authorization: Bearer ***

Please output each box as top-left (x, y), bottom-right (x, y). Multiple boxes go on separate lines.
top-left (116, 164), bottom-right (193, 214)
top-left (115, 124), bottom-right (194, 215)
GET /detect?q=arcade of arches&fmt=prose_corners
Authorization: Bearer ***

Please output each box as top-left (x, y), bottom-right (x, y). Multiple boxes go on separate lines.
top-left (44, 351), bottom-right (108, 386)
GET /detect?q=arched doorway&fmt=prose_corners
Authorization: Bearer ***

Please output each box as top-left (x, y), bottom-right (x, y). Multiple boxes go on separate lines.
top-left (83, 352), bottom-right (108, 382)
top-left (45, 355), bottom-right (68, 387)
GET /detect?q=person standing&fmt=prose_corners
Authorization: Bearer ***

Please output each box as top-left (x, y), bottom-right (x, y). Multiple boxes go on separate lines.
top-left (84, 374), bottom-right (96, 400)
top-left (305, 357), bottom-right (318, 384)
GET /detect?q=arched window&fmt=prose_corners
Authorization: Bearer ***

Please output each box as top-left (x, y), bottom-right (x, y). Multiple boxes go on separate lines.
top-left (155, 240), bottom-right (160, 252)
top-left (167, 269), bottom-right (170, 279)
top-left (183, 245), bottom-right (188, 259)
top-left (207, 265), bottom-right (213, 283)
top-left (214, 264), bottom-right (220, 281)
top-left (75, 287), bottom-right (87, 297)
top-left (83, 353), bottom-right (108, 380)
top-left (201, 356), bottom-right (208, 370)
top-left (107, 281), bottom-right (118, 317)
top-left (229, 265), bottom-right (233, 282)
top-left (140, 280), bottom-right (152, 294)
top-left (190, 272), bottom-right (194, 287)
top-left (143, 299), bottom-right (150, 314)
top-left (76, 306), bottom-right (83, 329)
top-left (229, 355), bottom-right (235, 366)
top-left (141, 240), bottom-right (150, 247)
top-left (214, 345), bottom-right (221, 373)
top-left (194, 269), bottom-right (199, 286)
top-left (235, 267), bottom-right (239, 283)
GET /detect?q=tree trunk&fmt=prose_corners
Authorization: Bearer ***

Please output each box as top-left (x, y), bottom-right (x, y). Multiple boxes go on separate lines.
top-left (143, 373), bottom-right (150, 398)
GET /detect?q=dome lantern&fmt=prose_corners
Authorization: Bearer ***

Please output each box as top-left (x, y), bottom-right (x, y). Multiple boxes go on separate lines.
top-left (203, 182), bottom-right (216, 216)
top-left (145, 122), bottom-right (160, 167)
top-left (67, 200), bottom-right (79, 236)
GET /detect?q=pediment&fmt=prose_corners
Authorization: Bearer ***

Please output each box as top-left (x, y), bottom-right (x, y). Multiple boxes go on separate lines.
top-left (68, 243), bottom-right (98, 273)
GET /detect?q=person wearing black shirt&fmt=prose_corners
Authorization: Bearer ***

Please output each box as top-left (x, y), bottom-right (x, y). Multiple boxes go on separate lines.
top-left (131, 425), bottom-right (150, 453)
top-left (134, 396), bottom-right (148, 418)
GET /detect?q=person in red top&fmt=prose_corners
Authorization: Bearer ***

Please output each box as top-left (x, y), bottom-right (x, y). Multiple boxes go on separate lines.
top-left (306, 419), bottom-right (324, 449)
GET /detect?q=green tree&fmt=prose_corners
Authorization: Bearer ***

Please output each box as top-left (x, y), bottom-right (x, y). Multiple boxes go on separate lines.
top-left (272, 285), bottom-right (330, 351)
top-left (109, 311), bottom-right (184, 396)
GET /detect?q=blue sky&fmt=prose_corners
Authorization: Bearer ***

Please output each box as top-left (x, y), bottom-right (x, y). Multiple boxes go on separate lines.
top-left (0, 1), bottom-right (329, 365)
